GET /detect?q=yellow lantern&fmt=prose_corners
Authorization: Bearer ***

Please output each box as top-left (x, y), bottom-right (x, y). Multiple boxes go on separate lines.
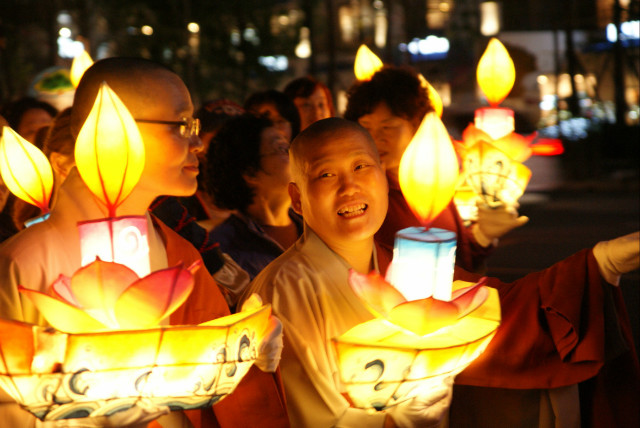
top-left (0, 127), bottom-right (53, 213)
top-left (476, 38), bottom-right (515, 107)
top-left (75, 82), bottom-right (145, 218)
top-left (399, 112), bottom-right (459, 227)
top-left (354, 44), bottom-right (383, 81)
top-left (70, 50), bottom-right (94, 88)
top-left (418, 74), bottom-right (444, 118)
top-left (333, 272), bottom-right (500, 411)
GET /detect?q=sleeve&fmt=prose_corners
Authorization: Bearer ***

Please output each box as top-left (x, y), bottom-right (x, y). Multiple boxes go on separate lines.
top-left (455, 249), bottom-right (613, 389)
top-left (267, 268), bottom-right (386, 428)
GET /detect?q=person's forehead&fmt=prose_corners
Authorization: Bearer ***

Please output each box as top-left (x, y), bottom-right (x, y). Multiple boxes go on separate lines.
top-left (139, 73), bottom-right (193, 117)
top-left (303, 130), bottom-right (375, 166)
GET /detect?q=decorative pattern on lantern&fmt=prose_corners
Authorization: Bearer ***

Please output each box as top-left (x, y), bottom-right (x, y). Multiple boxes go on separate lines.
top-left (0, 81), bottom-right (273, 422)
top-left (0, 292), bottom-right (271, 421)
top-left (332, 112), bottom-right (501, 411)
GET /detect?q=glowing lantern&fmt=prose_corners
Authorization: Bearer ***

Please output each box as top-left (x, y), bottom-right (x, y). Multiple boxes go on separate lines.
top-left (463, 140), bottom-right (532, 208)
top-left (0, 127), bottom-right (53, 213)
top-left (476, 38), bottom-right (515, 107)
top-left (418, 74), bottom-right (444, 118)
top-left (74, 82), bottom-right (148, 274)
top-left (475, 38), bottom-right (516, 140)
top-left (75, 82), bottom-right (145, 218)
top-left (333, 272), bottom-right (500, 411)
top-left (70, 50), bottom-right (94, 88)
top-left (354, 44), bottom-right (383, 81)
top-left (0, 293), bottom-right (271, 421)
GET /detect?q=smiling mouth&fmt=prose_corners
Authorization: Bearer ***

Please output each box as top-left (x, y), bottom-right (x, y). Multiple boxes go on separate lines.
top-left (338, 203), bottom-right (368, 218)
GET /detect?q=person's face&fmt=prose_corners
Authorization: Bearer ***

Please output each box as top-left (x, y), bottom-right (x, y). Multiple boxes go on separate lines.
top-left (133, 72), bottom-right (203, 199)
top-left (254, 103), bottom-right (292, 142)
top-left (250, 126), bottom-right (291, 196)
top-left (357, 102), bottom-right (419, 177)
top-left (294, 87), bottom-right (332, 131)
top-left (289, 129), bottom-right (388, 249)
top-left (18, 108), bottom-right (53, 143)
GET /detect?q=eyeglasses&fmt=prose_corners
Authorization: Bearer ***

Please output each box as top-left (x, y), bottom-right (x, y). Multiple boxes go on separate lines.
top-left (261, 144), bottom-right (289, 157)
top-left (134, 117), bottom-right (201, 138)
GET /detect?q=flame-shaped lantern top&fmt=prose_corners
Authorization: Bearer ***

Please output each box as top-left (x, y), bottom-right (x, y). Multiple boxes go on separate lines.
top-left (354, 44), bottom-right (383, 81)
top-left (70, 50), bottom-right (94, 88)
top-left (0, 127), bottom-right (53, 213)
top-left (418, 74), bottom-right (443, 118)
top-left (476, 38), bottom-right (515, 106)
top-left (75, 82), bottom-right (145, 218)
top-left (398, 112), bottom-right (459, 227)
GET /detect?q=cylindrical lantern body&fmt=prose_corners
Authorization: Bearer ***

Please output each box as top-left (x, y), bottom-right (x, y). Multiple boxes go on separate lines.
top-left (390, 227), bottom-right (456, 302)
top-left (77, 216), bottom-right (150, 277)
top-left (474, 107), bottom-right (514, 140)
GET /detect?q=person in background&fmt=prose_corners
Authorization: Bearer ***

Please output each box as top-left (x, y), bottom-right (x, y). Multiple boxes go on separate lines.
top-left (206, 113), bottom-right (302, 281)
top-left (344, 65), bottom-right (527, 274)
top-left (1, 96), bottom-right (57, 144)
top-left (284, 76), bottom-right (334, 131)
top-left (0, 57), bottom-right (289, 428)
top-left (242, 118), bottom-right (639, 428)
top-left (244, 89), bottom-right (300, 142)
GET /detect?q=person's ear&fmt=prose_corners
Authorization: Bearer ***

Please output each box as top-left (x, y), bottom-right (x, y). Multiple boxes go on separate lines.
top-left (49, 152), bottom-right (76, 182)
top-left (288, 182), bottom-right (303, 215)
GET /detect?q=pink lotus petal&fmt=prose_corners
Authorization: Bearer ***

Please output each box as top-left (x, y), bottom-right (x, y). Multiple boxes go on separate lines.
top-left (388, 298), bottom-right (459, 336)
top-left (49, 274), bottom-right (81, 307)
top-left (451, 278), bottom-right (489, 318)
top-left (19, 286), bottom-right (108, 333)
top-left (114, 263), bottom-right (194, 329)
top-left (461, 124), bottom-right (491, 148)
top-left (349, 269), bottom-right (406, 318)
top-left (70, 259), bottom-right (139, 317)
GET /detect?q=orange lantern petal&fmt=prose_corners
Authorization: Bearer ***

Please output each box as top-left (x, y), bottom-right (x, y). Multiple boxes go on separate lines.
top-left (70, 259), bottom-right (139, 326)
top-left (450, 279), bottom-right (489, 318)
top-left (75, 82), bottom-right (145, 217)
top-left (419, 74), bottom-right (443, 118)
top-left (461, 123), bottom-right (491, 148)
top-left (477, 38), bottom-right (515, 106)
top-left (18, 286), bottom-right (108, 333)
top-left (0, 127), bottom-right (53, 212)
top-left (49, 274), bottom-right (81, 307)
top-left (114, 264), bottom-right (195, 328)
top-left (354, 44), bottom-right (383, 81)
top-left (399, 112), bottom-right (459, 227)
top-left (70, 50), bottom-right (94, 88)
top-left (388, 298), bottom-right (459, 336)
top-left (349, 270), bottom-right (406, 318)
top-left (491, 133), bottom-right (533, 162)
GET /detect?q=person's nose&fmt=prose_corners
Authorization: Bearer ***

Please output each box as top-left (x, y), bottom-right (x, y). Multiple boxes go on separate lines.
top-left (338, 172), bottom-right (359, 197)
top-left (189, 134), bottom-right (204, 153)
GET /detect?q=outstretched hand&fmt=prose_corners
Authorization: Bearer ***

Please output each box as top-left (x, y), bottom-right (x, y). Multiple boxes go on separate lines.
top-left (593, 231), bottom-right (640, 285)
top-left (472, 203), bottom-right (529, 247)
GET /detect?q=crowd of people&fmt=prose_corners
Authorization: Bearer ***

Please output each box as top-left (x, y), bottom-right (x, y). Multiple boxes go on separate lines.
top-left (0, 57), bottom-right (638, 428)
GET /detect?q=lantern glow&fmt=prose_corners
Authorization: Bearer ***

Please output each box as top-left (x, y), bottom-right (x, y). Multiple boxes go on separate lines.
top-left (398, 112), bottom-right (459, 227)
top-left (418, 74), bottom-right (444, 118)
top-left (75, 82), bottom-right (145, 218)
top-left (474, 107), bottom-right (514, 140)
top-left (70, 50), bottom-right (94, 88)
top-left (0, 127), bottom-right (53, 213)
top-left (333, 275), bottom-right (500, 411)
top-left (476, 38), bottom-right (515, 106)
top-left (354, 44), bottom-right (383, 81)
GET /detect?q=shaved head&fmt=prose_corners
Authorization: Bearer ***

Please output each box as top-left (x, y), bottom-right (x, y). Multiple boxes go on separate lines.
top-left (70, 57), bottom-right (179, 139)
top-left (289, 117), bottom-right (380, 183)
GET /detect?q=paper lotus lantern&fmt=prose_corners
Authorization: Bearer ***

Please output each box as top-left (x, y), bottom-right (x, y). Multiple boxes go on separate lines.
top-left (354, 44), bottom-right (383, 81)
top-left (70, 50), bottom-right (94, 88)
top-left (418, 74), bottom-right (444, 118)
top-left (463, 139), bottom-right (532, 208)
top-left (0, 296), bottom-right (271, 421)
top-left (0, 127), bottom-right (53, 213)
top-left (399, 112), bottom-right (459, 227)
top-left (332, 272), bottom-right (500, 411)
top-left (75, 82), bottom-right (145, 218)
top-left (476, 38), bottom-right (515, 107)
